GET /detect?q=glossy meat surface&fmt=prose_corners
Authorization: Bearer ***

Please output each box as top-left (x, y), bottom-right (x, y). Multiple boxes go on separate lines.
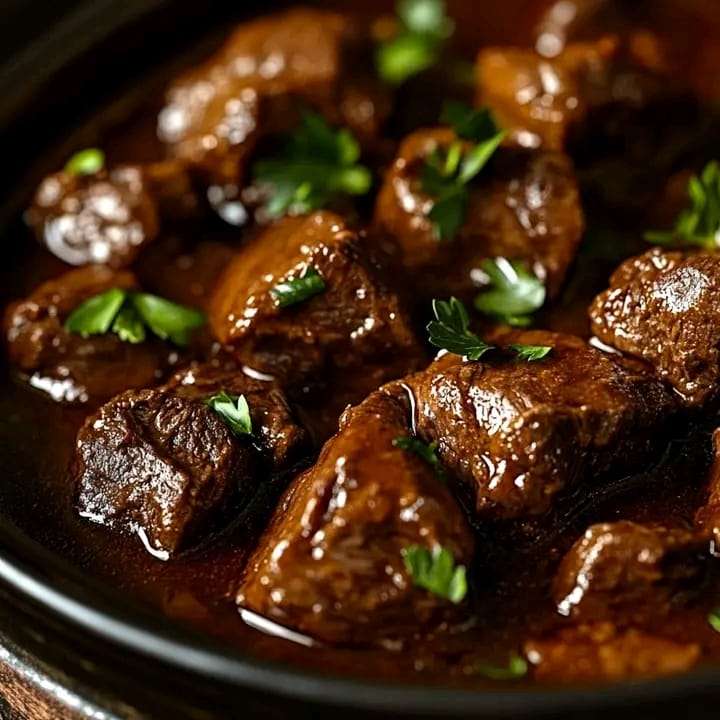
top-left (400, 330), bottom-right (677, 519)
top-left (75, 363), bottom-right (308, 557)
top-left (158, 7), bottom-right (388, 185)
top-left (590, 249), bottom-right (720, 406)
top-left (239, 389), bottom-right (474, 645)
top-left (3, 266), bottom-right (168, 403)
top-left (209, 211), bottom-right (422, 385)
top-left (374, 129), bottom-right (584, 300)
top-left (553, 521), bottom-right (709, 622)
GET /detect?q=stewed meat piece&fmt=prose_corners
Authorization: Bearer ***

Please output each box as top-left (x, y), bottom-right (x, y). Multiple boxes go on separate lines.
top-left (238, 389), bottom-right (474, 645)
top-left (373, 130), bottom-right (583, 301)
top-left (695, 428), bottom-right (720, 540)
top-left (525, 622), bottom-right (700, 682)
top-left (209, 211), bottom-right (422, 386)
top-left (157, 7), bottom-right (388, 185)
top-left (26, 162), bottom-right (197, 269)
top-left (589, 249), bottom-right (720, 407)
top-left (75, 364), bottom-right (309, 558)
top-left (398, 330), bottom-right (677, 519)
top-left (3, 266), bottom-right (168, 403)
top-left (553, 521), bottom-right (709, 622)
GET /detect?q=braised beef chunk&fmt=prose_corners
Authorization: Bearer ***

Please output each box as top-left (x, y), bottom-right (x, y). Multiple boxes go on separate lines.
top-left (75, 364), bottom-right (308, 557)
top-left (553, 521), bottom-right (709, 622)
top-left (238, 390), bottom-right (474, 645)
top-left (399, 330), bottom-right (676, 519)
top-left (590, 249), bottom-right (720, 406)
top-left (525, 623), bottom-right (700, 682)
top-left (695, 428), bottom-right (720, 540)
top-left (209, 211), bottom-right (422, 385)
top-left (158, 8), bottom-right (388, 186)
top-left (374, 129), bottom-right (583, 301)
top-left (3, 266), bottom-right (167, 403)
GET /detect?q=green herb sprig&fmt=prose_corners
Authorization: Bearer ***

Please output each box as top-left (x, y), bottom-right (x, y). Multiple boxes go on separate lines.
top-left (402, 544), bottom-right (467, 603)
top-left (509, 344), bottom-right (551, 362)
top-left (393, 435), bottom-right (445, 479)
top-left (474, 258), bottom-right (546, 327)
top-left (421, 112), bottom-right (505, 240)
top-left (65, 148), bottom-right (105, 176)
top-left (645, 161), bottom-right (720, 249)
top-left (426, 297), bottom-right (493, 360)
top-left (252, 112), bottom-right (371, 219)
top-left (270, 266), bottom-right (326, 309)
top-left (65, 289), bottom-right (204, 347)
top-left (206, 391), bottom-right (252, 436)
top-left (377, 0), bottom-right (454, 85)
top-left (470, 654), bottom-right (528, 680)
top-left (708, 608), bottom-right (720, 633)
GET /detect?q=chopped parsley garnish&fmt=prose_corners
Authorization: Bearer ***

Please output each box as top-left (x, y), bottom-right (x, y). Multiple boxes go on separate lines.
top-left (252, 112), bottom-right (372, 218)
top-left (421, 118), bottom-right (505, 240)
top-left (427, 297), bottom-right (493, 360)
top-left (471, 654), bottom-right (528, 680)
top-left (376, 0), bottom-right (454, 85)
top-left (645, 160), bottom-right (720, 250)
top-left (270, 266), bottom-right (326, 309)
top-left (393, 435), bottom-right (445, 479)
top-left (206, 391), bottom-right (252, 436)
top-left (65, 289), bottom-right (204, 347)
top-left (64, 148), bottom-right (105, 176)
top-left (509, 344), bottom-right (552, 362)
top-left (708, 608), bottom-right (720, 633)
top-left (402, 544), bottom-right (467, 603)
top-left (474, 258), bottom-right (546, 327)
top-left (441, 101), bottom-right (500, 143)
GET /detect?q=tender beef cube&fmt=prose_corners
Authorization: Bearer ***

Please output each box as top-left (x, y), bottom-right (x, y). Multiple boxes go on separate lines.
top-left (209, 211), bottom-right (422, 385)
top-left (238, 390), bottom-right (474, 645)
top-left (3, 266), bottom-right (167, 403)
top-left (373, 129), bottom-right (583, 300)
top-left (695, 428), bottom-right (720, 540)
top-left (553, 521), bottom-right (709, 622)
top-left (75, 364), bottom-right (308, 558)
top-left (157, 8), bottom-right (388, 185)
top-left (525, 622), bottom-right (700, 682)
top-left (589, 249), bottom-right (720, 406)
top-left (399, 330), bottom-right (676, 519)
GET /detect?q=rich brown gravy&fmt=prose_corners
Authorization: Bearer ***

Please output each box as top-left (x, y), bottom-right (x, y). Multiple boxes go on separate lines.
top-left (3, 0), bottom-right (720, 689)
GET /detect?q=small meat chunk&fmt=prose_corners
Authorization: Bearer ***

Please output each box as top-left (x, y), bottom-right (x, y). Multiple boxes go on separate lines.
top-left (209, 211), bottom-right (422, 386)
top-left (553, 521), bottom-right (709, 622)
top-left (4, 266), bottom-right (167, 403)
top-left (589, 249), bottom-right (720, 406)
top-left (157, 8), bottom-right (388, 185)
top-left (525, 622), bottom-right (700, 682)
top-left (695, 428), bottom-right (720, 540)
top-left (399, 330), bottom-right (676, 519)
top-left (238, 390), bottom-right (474, 645)
top-left (75, 364), bottom-right (309, 558)
top-left (374, 129), bottom-right (583, 300)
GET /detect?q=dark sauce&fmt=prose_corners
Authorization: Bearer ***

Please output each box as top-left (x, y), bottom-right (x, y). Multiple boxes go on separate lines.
top-left (3, 0), bottom-right (720, 689)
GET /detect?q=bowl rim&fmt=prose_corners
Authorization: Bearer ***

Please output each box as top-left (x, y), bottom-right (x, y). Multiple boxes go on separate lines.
top-left (2, 0), bottom-right (720, 715)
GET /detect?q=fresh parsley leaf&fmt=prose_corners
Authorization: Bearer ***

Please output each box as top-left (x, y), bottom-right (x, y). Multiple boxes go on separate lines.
top-left (645, 160), bottom-right (720, 249)
top-left (206, 391), bottom-right (252, 436)
top-left (253, 112), bottom-right (372, 218)
top-left (377, 0), bottom-right (454, 85)
top-left (510, 344), bottom-right (552, 362)
top-left (64, 148), bottom-right (105, 176)
top-left (471, 654), bottom-right (528, 680)
top-left (393, 435), bottom-right (446, 478)
top-left (131, 293), bottom-right (205, 347)
top-left (64, 288), bottom-right (127, 337)
top-left (270, 266), bottom-right (326, 309)
top-left (402, 544), bottom-right (467, 603)
top-left (708, 608), bottom-right (720, 633)
top-left (427, 297), bottom-right (493, 360)
top-left (111, 305), bottom-right (146, 344)
top-left (420, 123), bottom-right (505, 240)
top-left (441, 102), bottom-right (499, 143)
top-left (474, 258), bottom-right (545, 326)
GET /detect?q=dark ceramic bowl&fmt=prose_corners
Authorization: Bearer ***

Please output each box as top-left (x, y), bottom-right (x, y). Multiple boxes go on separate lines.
top-left (1, 2), bottom-right (720, 718)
